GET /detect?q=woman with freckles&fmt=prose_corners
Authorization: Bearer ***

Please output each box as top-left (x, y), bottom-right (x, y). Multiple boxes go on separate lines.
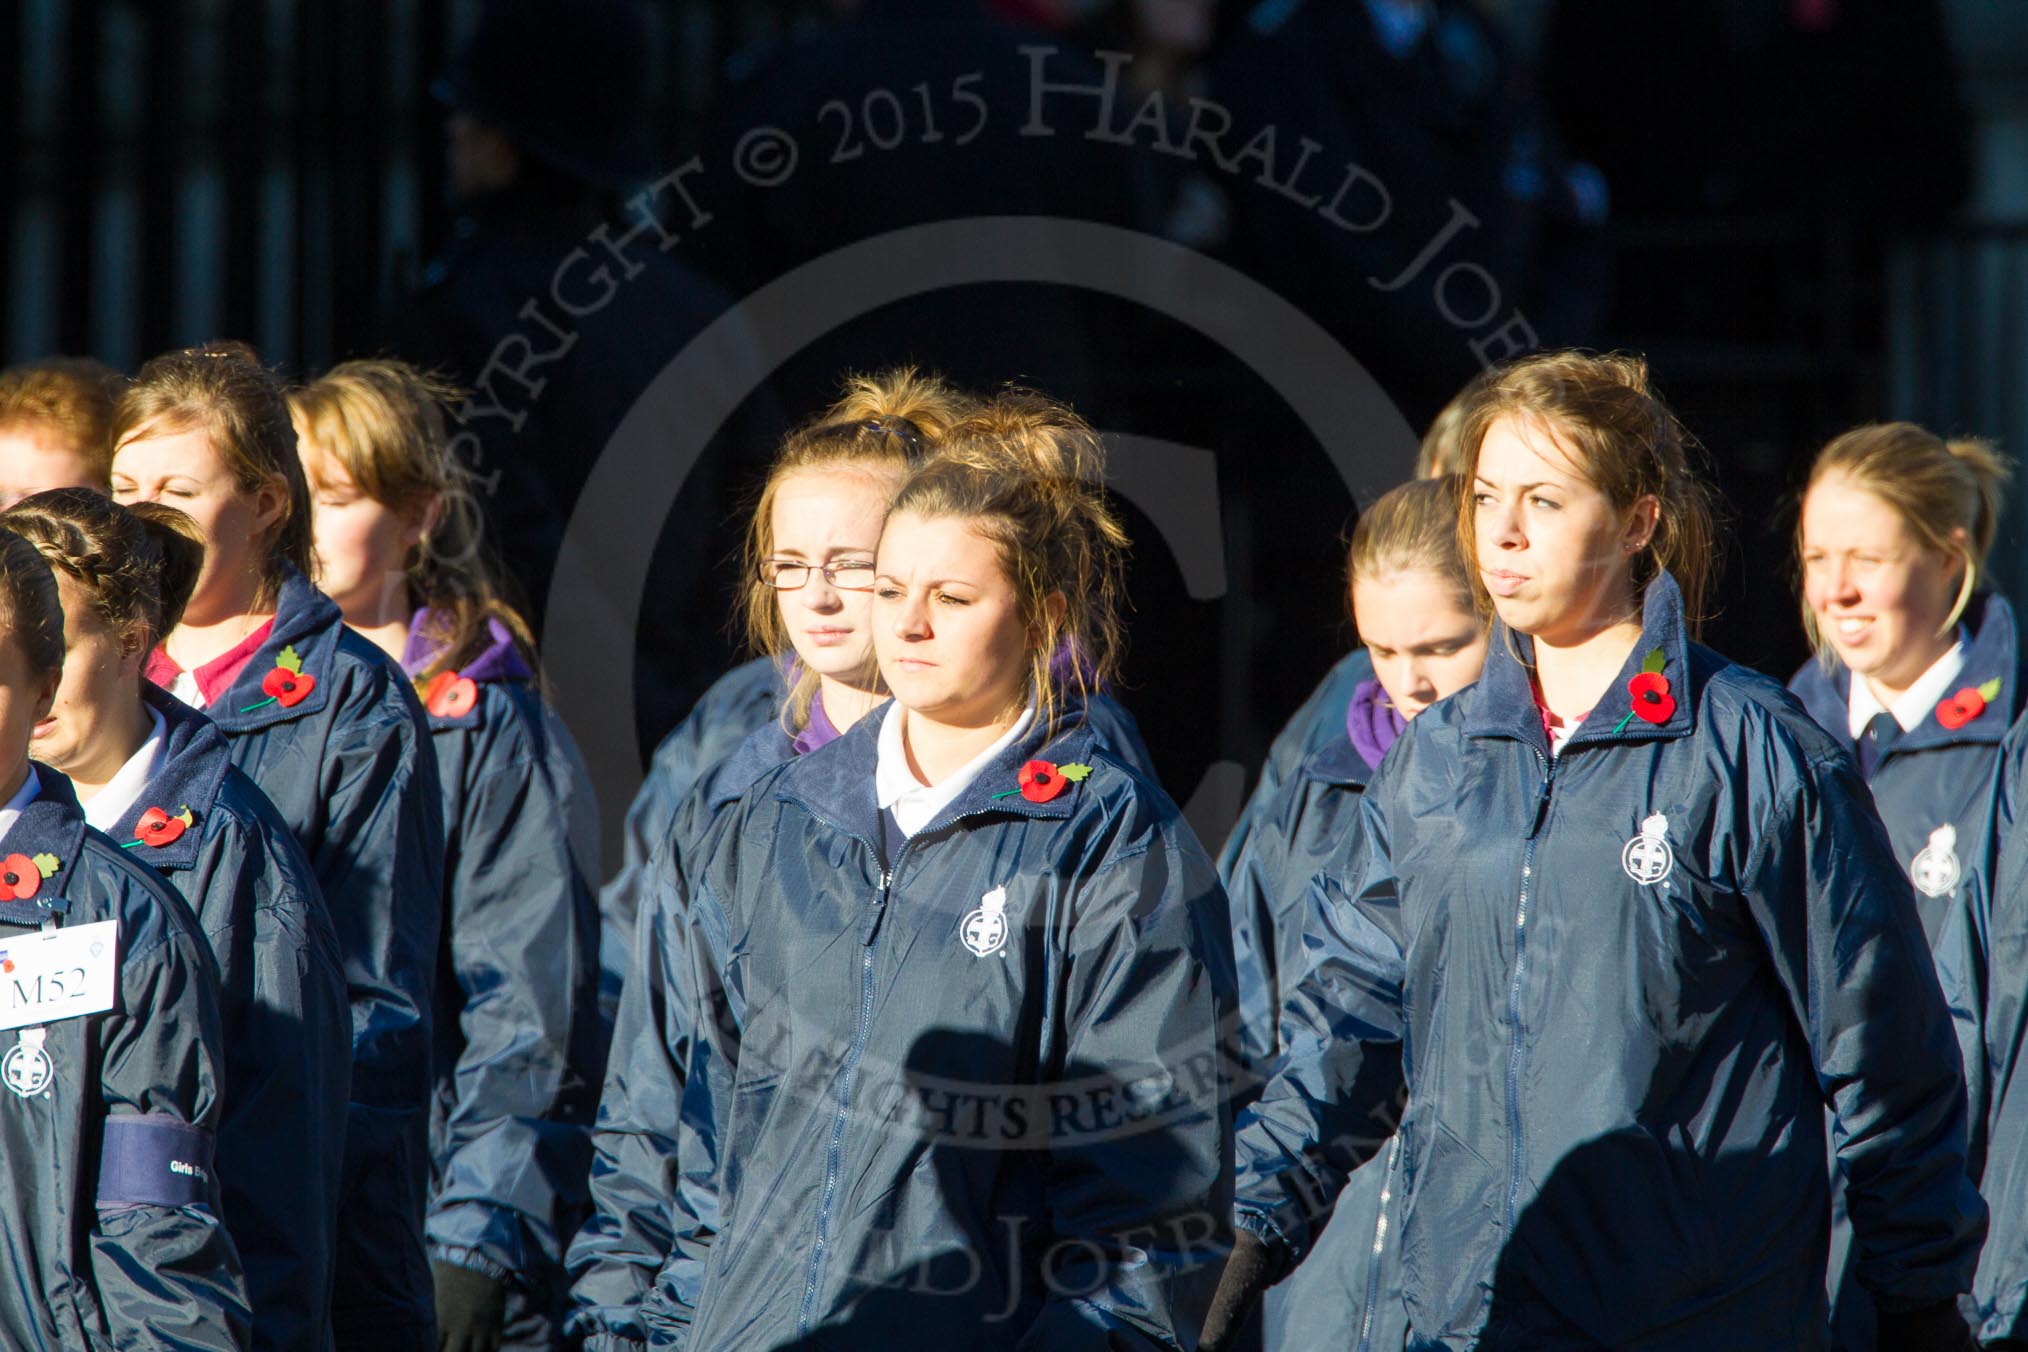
top-left (1204, 351), bottom-right (1983, 1351)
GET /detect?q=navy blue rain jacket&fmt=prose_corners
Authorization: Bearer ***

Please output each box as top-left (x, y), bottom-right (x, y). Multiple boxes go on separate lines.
top-left (1215, 726), bottom-right (1415, 1352)
top-left (1937, 714), bottom-right (2028, 1342)
top-left (1233, 574), bottom-right (1983, 1349)
top-left (107, 688), bottom-right (350, 1352)
top-left (195, 566), bottom-right (446, 1348)
top-left (599, 657), bottom-right (785, 1023)
top-left (415, 632), bottom-right (605, 1340)
top-left (1223, 650), bottom-right (1370, 862)
top-left (1218, 730), bottom-right (1375, 1074)
top-left (1789, 593), bottom-right (2022, 1348)
top-left (616, 707), bottom-right (1233, 1350)
top-left (1789, 592), bottom-right (2024, 948)
top-left (0, 767), bottom-right (248, 1348)
top-left (568, 692), bottom-right (1165, 1346)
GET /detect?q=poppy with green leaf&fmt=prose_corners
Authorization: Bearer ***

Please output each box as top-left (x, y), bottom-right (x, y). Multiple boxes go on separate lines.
top-left (239, 645), bottom-right (316, 713)
top-left (1614, 648), bottom-right (1675, 734)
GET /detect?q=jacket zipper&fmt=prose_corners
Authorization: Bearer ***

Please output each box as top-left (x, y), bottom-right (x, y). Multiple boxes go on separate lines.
top-left (1505, 749), bottom-right (1554, 1233)
top-left (774, 793), bottom-right (1064, 1337)
top-left (797, 863), bottom-right (893, 1335)
top-left (1355, 1132), bottom-right (1404, 1352)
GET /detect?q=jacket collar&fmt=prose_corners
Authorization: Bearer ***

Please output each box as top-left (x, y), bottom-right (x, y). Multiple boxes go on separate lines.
top-left (708, 720), bottom-right (799, 813)
top-left (1791, 591), bottom-right (2020, 757)
top-left (97, 688), bottom-right (234, 871)
top-left (1466, 571), bottom-right (1698, 756)
top-left (198, 566), bottom-right (345, 734)
top-left (773, 705), bottom-right (1097, 856)
top-left (405, 610), bottom-right (538, 733)
top-left (0, 767), bottom-right (88, 925)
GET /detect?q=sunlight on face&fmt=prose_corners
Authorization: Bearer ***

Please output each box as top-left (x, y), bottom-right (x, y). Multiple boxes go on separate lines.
top-left (1799, 472), bottom-right (1963, 695)
top-left (111, 424), bottom-right (279, 625)
top-left (872, 512), bottom-right (1033, 730)
top-left (768, 465), bottom-right (897, 687)
top-left (1471, 415), bottom-right (1650, 646)
top-left (299, 433), bottom-right (427, 626)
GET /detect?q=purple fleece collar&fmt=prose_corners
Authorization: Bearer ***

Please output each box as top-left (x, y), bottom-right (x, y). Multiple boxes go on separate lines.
top-left (1346, 677), bottom-right (1406, 768)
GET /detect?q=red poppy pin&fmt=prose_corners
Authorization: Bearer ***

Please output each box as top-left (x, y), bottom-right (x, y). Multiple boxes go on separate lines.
top-left (1612, 648), bottom-right (1675, 734)
top-left (992, 759), bottom-right (1093, 804)
top-left (1938, 678), bottom-right (2003, 731)
top-left (0, 852), bottom-right (59, 901)
top-left (422, 670), bottom-right (479, 719)
top-left (240, 646), bottom-right (314, 712)
top-left (122, 806), bottom-right (195, 850)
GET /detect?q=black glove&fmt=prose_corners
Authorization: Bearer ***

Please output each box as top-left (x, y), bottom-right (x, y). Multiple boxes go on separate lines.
top-left (1199, 1229), bottom-right (1275, 1352)
top-left (432, 1260), bottom-right (507, 1352)
top-left (1876, 1299), bottom-right (1975, 1352)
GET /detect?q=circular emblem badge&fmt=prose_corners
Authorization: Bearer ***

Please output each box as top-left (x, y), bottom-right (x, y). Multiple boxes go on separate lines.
top-left (960, 906), bottom-right (1008, 958)
top-left (3, 1038), bottom-right (52, 1098)
top-left (1911, 824), bottom-right (1961, 900)
top-left (1622, 811), bottom-right (1674, 886)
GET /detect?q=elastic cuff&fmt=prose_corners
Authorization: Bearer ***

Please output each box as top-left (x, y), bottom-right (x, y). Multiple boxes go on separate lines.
top-left (1232, 1209), bottom-right (1294, 1279)
top-left (429, 1244), bottom-right (514, 1285)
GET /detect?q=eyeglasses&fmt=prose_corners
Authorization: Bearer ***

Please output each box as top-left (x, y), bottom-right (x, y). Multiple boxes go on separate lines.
top-left (759, 558), bottom-right (877, 591)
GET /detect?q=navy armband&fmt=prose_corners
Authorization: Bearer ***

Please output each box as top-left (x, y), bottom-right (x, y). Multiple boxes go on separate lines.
top-left (97, 1113), bottom-right (215, 1207)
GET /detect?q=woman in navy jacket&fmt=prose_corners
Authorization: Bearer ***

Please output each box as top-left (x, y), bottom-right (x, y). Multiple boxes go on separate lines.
top-left (0, 525), bottom-right (247, 1348)
top-left (291, 358), bottom-right (606, 1352)
top-left (1787, 423), bottom-right (2017, 1348)
top-left (108, 342), bottom-right (446, 1351)
top-left (1220, 476), bottom-right (1486, 1352)
top-left (7, 488), bottom-right (350, 1352)
top-left (619, 392), bottom-right (1235, 1349)
top-left (591, 369), bottom-right (975, 1028)
top-left (570, 369), bottom-right (974, 1343)
top-left (1206, 351), bottom-right (1984, 1351)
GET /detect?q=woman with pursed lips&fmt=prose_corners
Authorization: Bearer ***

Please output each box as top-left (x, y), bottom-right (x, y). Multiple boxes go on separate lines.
top-left (1207, 351), bottom-right (1983, 1352)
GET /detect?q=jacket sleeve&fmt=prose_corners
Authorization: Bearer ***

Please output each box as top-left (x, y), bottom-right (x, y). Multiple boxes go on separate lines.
top-left (428, 728), bottom-right (603, 1287)
top-left (1215, 776), bottom-right (1303, 1073)
top-left (202, 821), bottom-right (351, 1352)
top-left (318, 686), bottom-right (446, 1335)
top-left (1739, 750), bottom-right (1985, 1315)
top-left (1940, 724), bottom-right (2028, 1341)
top-left (319, 692), bottom-right (445, 1114)
top-left (567, 839), bottom-right (695, 1352)
top-left (628, 834), bottom-right (749, 1351)
top-left (1230, 787), bottom-right (1407, 1270)
top-left (1016, 827), bottom-right (1237, 1351)
top-left (598, 727), bottom-right (698, 1028)
top-left (92, 903), bottom-right (251, 1349)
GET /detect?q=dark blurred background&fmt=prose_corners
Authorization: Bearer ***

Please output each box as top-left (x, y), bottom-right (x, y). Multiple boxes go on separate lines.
top-left (5, 0), bottom-right (2025, 840)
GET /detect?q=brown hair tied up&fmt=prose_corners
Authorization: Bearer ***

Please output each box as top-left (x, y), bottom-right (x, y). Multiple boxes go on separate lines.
top-left (0, 527), bottom-right (65, 681)
top-left (1, 488), bottom-right (206, 656)
top-left (887, 388), bottom-right (1129, 738)
top-left (288, 359), bottom-right (534, 680)
top-left (741, 368), bottom-right (976, 731)
top-left (1455, 350), bottom-right (1717, 635)
top-left (112, 340), bottom-right (311, 607)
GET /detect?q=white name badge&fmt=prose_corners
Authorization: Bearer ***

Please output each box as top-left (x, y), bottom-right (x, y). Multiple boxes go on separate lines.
top-left (0, 920), bottom-right (118, 1032)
